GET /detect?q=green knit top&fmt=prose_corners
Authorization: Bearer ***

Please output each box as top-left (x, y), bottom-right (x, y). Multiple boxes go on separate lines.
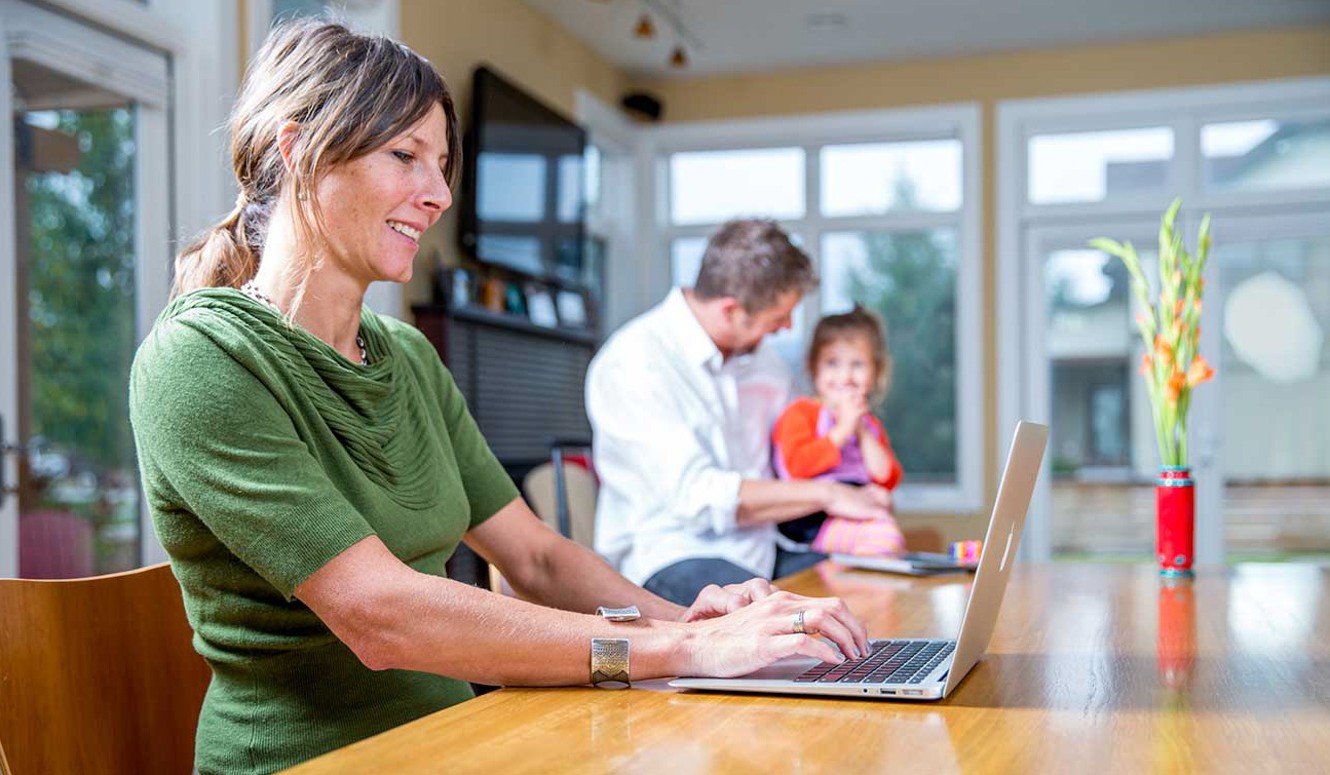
top-left (129, 289), bottom-right (519, 775)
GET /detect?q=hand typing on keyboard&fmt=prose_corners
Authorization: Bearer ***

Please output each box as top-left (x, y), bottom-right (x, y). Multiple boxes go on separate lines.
top-left (676, 589), bottom-right (870, 678)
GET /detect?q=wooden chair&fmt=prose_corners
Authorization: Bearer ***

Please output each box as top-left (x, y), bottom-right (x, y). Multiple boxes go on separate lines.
top-left (521, 461), bottom-right (598, 550)
top-left (0, 562), bottom-right (212, 775)
top-left (488, 452), bottom-right (599, 595)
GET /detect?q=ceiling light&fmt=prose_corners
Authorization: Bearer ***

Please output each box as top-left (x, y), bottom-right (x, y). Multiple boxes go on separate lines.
top-left (634, 14), bottom-right (656, 39)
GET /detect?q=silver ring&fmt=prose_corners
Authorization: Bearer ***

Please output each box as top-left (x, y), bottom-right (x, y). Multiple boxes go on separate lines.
top-left (793, 610), bottom-right (806, 635)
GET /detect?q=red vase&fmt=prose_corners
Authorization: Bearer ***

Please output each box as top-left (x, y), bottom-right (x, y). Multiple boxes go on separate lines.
top-left (1156, 466), bottom-right (1194, 577)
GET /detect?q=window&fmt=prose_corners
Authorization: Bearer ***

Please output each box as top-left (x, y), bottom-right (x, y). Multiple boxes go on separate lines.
top-left (1028, 127), bottom-right (1174, 205)
top-left (822, 229), bottom-right (960, 483)
top-left (1202, 118), bottom-right (1330, 193)
top-left (650, 106), bottom-right (983, 511)
top-left (668, 148), bottom-right (805, 225)
top-left (821, 139), bottom-right (962, 215)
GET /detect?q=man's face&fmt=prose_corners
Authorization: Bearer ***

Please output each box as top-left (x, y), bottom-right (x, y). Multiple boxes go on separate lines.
top-left (727, 289), bottom-right (801, 357)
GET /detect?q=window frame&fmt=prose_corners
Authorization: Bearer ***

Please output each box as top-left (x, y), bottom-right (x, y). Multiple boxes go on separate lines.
top-left (639, 103), bottom-right (984, 514)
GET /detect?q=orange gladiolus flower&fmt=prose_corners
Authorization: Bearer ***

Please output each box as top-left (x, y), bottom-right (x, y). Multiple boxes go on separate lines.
top-left (1155, 334), bottom-right (1173, 364)
top-left (1171, 318), bottom-right (1185, 341)
top-left (1140, 353), bottom-right (1153, 376)
top-left (1172, 271), bottom-right (1182, 287)
top-left (1174, 299), bottom-right (1185, 317)
top-left (1186, 356), bottom-right (1215, 388)
top-left (1166, 370), bottom-right (1186, 406)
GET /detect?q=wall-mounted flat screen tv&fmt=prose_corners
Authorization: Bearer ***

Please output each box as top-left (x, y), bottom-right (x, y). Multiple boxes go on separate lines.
top-left (460, 66), bottom-right (586, 280)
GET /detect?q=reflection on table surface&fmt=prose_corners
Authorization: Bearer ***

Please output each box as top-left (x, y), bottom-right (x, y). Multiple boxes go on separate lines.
top-left (281, 563), bottom-right (1330, 775)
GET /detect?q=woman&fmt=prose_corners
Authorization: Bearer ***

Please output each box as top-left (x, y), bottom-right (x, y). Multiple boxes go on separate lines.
top-left (130, 18), bottom-right (868, 775)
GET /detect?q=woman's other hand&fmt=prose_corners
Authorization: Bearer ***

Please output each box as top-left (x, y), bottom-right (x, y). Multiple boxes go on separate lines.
top-left (680, 577), bottom-right (776, 622)
top-left (679, 590), bottom-right (870, 678)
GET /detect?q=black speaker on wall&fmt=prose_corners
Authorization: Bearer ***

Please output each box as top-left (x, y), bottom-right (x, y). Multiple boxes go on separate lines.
top-left (621, 92), bottom-right (663, 122)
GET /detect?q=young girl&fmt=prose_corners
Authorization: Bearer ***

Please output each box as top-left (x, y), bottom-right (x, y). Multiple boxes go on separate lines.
top-left (772, 307), bottom-right (905, 556)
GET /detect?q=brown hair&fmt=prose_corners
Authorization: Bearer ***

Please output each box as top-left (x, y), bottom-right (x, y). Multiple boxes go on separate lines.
top-left (170, 18), bottom-right (460, 310)
top-left (807, 306), bottom-right (892, 402)
top-left (692, 219), bottom-right (816, 314)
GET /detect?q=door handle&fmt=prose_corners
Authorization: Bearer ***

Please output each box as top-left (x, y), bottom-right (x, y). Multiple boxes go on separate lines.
top-left (0, 415), bottom-right (24, 509)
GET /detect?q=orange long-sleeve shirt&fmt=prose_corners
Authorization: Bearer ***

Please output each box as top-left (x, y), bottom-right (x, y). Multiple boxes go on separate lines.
top-left (772, 397), bottom-right (903, 488)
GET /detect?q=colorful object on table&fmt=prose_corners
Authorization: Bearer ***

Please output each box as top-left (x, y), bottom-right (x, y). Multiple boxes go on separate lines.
top-left (1157, 466), bottom-right (1195, 577)
top-left (811, 517), bottom-right (905, 557)
top-left (949, 540), bottom-right (982, 565)
top-left (1091, 200), bottom-right (1214, 575)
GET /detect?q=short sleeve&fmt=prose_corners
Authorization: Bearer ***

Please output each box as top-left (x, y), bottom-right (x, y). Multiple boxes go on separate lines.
top-left (130, 321), bottom-right (374, 600)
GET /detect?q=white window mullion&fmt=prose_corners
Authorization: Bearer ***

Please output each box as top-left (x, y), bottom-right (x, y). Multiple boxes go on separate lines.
top-left (1174, 114), bottom-right (1202, 203)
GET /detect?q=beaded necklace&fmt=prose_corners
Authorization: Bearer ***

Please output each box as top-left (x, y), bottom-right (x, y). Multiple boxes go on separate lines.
top-left (239, 280), bottom-right (368, 366)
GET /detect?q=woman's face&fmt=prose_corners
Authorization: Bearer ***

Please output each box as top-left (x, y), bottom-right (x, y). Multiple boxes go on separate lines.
top-left (310, 103), bottom-right (452, 285)
top-left (813, 334), bottom-right (877, 403)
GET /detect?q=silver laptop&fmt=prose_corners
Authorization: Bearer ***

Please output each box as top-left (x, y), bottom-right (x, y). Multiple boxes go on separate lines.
top-left (670, 421), bottom-right (1048, 701)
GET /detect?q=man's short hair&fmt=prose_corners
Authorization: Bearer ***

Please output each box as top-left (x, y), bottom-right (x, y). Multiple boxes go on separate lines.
top-left (692, 219), bottom-right (816, 313)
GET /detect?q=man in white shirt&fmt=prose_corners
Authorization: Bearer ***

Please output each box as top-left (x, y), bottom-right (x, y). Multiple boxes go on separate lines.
top-left (586, 220), bottom-right (893, 605)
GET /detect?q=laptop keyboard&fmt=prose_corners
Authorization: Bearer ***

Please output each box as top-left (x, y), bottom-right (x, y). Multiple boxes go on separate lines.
top-left (793, 639), bottom-right (955, 685)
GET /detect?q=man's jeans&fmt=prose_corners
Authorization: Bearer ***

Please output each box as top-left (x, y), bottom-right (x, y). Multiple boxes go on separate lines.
top-left (642, 549), bottom-right (827, 606)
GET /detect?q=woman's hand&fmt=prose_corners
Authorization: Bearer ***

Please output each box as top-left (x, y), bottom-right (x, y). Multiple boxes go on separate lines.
top-left (680, 577), bottom-right (776, 622)
top-left (824, 481), bottom-right (893, 521)
top-left (677, 590), bottom-right (870, 678)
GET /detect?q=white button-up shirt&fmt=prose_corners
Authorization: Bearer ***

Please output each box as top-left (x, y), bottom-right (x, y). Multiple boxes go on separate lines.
top-left (586, 288), bottom-right (794, 586)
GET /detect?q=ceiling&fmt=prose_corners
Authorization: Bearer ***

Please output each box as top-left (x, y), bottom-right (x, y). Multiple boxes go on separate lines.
top-left (521, 0), bottom-right (1330, 79)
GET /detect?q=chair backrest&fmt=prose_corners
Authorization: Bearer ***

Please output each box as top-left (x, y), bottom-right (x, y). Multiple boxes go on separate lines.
top-left (522, 461), bottom-right (597, 550)
top-left (0, 562), bottom-right (212, 775)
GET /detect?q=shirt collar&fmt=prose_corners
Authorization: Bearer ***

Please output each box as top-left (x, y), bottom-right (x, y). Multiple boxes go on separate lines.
top-left (663, 287), bottom-right (726, 372)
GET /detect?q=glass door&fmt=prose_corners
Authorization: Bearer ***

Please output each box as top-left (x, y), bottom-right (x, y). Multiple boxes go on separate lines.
top-left (1205, 212), bottom-right (1330, 561)
top-left (1026, 222), bottom-right (1172, 561)
top-left (1, 0), bottom-right (171, 578)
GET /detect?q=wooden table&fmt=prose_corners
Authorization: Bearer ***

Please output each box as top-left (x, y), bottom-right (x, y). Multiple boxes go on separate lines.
top-left (281, 563), bottom-right (1330, 774)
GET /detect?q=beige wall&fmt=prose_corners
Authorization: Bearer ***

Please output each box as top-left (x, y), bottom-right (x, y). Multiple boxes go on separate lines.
top-left (399, 0), bottom-right (629, 306)
top-left (638, 27), bottom-right (1330, 546)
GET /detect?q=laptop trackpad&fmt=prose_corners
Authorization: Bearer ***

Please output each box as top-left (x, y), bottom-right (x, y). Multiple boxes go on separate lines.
top-left (740, 656), bottom-right (822, 680)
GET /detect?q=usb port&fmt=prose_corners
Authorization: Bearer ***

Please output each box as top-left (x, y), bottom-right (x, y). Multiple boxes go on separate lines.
top-left (903, 689), bottom-right (922, 696)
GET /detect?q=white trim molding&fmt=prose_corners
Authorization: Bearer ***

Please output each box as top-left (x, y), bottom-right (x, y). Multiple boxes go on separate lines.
top-left (0, 7), bottom-right (17, 577)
